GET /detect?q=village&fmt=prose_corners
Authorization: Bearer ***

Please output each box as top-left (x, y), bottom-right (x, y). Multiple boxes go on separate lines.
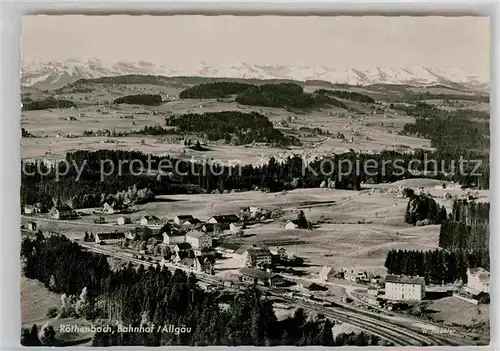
top-left (21, 190), bottom-right (490, 323)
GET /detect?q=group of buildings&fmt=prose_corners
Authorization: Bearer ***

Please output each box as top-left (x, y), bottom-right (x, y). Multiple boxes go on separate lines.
top-left (319, 265), bottom-right (490, 303)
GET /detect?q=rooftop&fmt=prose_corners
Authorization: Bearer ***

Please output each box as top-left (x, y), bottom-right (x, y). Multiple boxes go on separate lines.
top-left (175, 242), bottom-right (192, 250)
top-left (176, 215), bottom-right (195, 220)
top-left (218, 242), bottom-right (242, 251)
top-left (210, 214), bottom-right (240, 223)
top-left (385, 275), bottom-right (425, 285)
top-left (186, 230), bottom-right (207, 239)
top-left (239, 267), bottom-right (279, 280)
top-left (96, 232), bottom-right (125, 240)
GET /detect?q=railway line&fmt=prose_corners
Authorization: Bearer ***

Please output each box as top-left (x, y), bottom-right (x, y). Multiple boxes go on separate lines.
top-left (29, 234), bottom-right (472, 347)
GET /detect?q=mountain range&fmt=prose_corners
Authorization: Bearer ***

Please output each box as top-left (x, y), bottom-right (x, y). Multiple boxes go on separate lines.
top-left (21, 58), bottom-right (489, 91)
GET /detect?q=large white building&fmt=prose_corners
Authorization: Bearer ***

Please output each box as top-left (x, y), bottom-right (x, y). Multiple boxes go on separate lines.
top-left (467, 267), bottom-right (490, 293)
top-left (384, 275), bottom-right (426, 301)
top-left (242, 246), bottom-right (272, 267)
top-left (185, 230), bottom-right (212, 249)
top-left (163, 232), bottom-right (186, 245)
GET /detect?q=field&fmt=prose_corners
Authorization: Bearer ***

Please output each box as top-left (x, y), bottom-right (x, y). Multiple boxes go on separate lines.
top-left (24, 180), bottom-right (488, 278)
top-left (21, 276), bottom-right (61, 326)
top-left (21, 80), bottom-right (439, 162)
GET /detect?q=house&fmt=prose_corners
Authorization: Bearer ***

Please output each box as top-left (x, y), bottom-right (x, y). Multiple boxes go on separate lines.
top-left (185, 230), bottom-right (212, 249)
top-left (27, 222), bottom-right (37, 231)
top-left (147, 225), bottom-right (163, 236)
top-left (182, 218), bottom-right (202, 227)
top-left (49, 205), bottom-right (76, 220)
top-left (94, 216), bottom-right (106, 224)
top-left (117, 216), bottom-right (131, 225)
top-left (194, 256), bottom-right (215, 274)
top-left (296, 280), bottom-right (327, 291)
top-left (140, 215), bottom-right (160, 226)
top-left (276, 247), bottom-right (287, 260)
top-left (467, 267), bottom-right (490, 293)
top-left (344, 269), bottom-right (368, 282)
top-left (125, 228), bottom-right (141, 240)
top-left (239, 268), bottom-right (283, 287)
top-left (102, 202), bottom-right (115, 214)
top-left (385, 275), bottom-right (426, 301)
top-left (249, 206), bottom-right (263, 216)
top-left (270, 247), bottom-right (288, 261)
top-left (24, 204), bottom-right (45, 215)
top-left (207, 214), bottom-right (240, 225)
top-left (194, 247), bottom-right (217, 258)
top-left (179, 257), bottom-right (195, 269)
top-left (173, 242), bottom-right (192, 253)
top-left (23, 205), bottom-right (35, 215)
top-left (174, 215), bottom-right (195, 225)
top-left (215, 242), bottom-right (242, 254)
top-left (285, 220), bottom-right (299, 230)
top-left (201, 223), bottom-right (218, 234)
top-left (319, 266), bottom-right (336, 282)
top-left (95, 231), bottom-right (125, 245)
top-left (163, 232), bottom-right (186, 245)
top-left (243, 246), bottom-right (272, 267)
top-left (229, 222), bottom-right (243, 234)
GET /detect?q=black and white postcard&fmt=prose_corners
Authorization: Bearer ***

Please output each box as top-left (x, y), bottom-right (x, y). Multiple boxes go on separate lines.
top-left (20, 15), bottom-right (490, 347)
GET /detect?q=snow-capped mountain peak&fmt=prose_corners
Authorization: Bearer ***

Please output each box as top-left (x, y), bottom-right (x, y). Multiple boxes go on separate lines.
top-left (21, 59), bottom-right (488, 90)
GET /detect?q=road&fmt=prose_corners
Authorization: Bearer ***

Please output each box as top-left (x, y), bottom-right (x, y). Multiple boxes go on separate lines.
top-left (22, 217), bottom-right (478, 346)
top-left (78, 241), bottom-right (471, 346)
top-left (280, 273), bottom-right (479, 345)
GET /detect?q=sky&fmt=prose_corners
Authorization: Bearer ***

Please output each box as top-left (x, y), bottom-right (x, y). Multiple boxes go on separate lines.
top-left (21, 15), bottom-right (490, 80)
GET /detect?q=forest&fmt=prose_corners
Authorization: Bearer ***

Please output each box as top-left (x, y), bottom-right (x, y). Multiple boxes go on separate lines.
top-left (314, 89), bottom-right (375, 103)
top-left (179, 82), bottom-right (254, 99)
top-left (178, 82), bottom-right (347, 109)
top-left (235, 83), bottom-right (347, 109)
top-left (22, 97), bottom-right (76, 111)
top-left (385, 199), bottom-right (490, 283)
top-left (165, 111), bottom-right (300, 146)
top-left (399, 102), bottom-right (489, 154)
top-left (384, 249), bottom-right (471, 284)
top-left (21, 234), bottom-right (384, 347)
top-left (113, 94), bottom-right (163, 106)
top-left (404, 194), bottom-right (447, 226)
top-left (21, 147), bottom-right (489, 209)
top-left (438, 200), bottom-right (490, 270)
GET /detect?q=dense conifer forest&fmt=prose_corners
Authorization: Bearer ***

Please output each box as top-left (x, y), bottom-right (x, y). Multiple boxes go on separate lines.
top-left (314, 89), bottom-right (375, 103)
top-left (22, 97), bottom-right (76, 111)
top-left (165, 111), bottom-right (300, 146)
top-left (178, 82), bottom-right (347, 109)
top-left (385, 199), bottom-right (490, 283)
top-left (179, 82), bottom-right (253, 99)
top-left (399, 102), bottom-right (489, 153)
top-left (113, 94), bottom-right (163, 106)
top-left (20, 147), bottom-right (489, 210)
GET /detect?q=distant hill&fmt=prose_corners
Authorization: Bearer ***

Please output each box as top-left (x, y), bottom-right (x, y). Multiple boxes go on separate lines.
top-left (22, 59), bottom-right (489, 91)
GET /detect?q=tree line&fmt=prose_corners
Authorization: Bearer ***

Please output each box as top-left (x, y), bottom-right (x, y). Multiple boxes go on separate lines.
top-left (438, 200), bottom-right (489, 270)
top-left (21, 148), bottom-right (489, 209)
top-left (314, 89), bottom-right (375, 103)
top-left (22, 97), bottom-right (76, 111)
top-left (385, 200), bottom-right (490, 284)
top-left (384, 248), bottom-right (471, 284)
top-left (165, 111), bottom-right (300, 147)
top-left (399, 102), bottom-right (489, 154)
top-left (178, 82), bottom-right (347, 110)
top-left (21, 234), bottom-right (383, 346)
top-left (404, 194), bottom-right (447, 226)
top-left (113, 94), bottom-right (163, 106)
top-left (179, 82), bottom-right (253, 98)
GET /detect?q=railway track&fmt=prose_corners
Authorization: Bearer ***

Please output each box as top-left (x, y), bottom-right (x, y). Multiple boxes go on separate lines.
top-left (57, 239), bottom-right (472, 346)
